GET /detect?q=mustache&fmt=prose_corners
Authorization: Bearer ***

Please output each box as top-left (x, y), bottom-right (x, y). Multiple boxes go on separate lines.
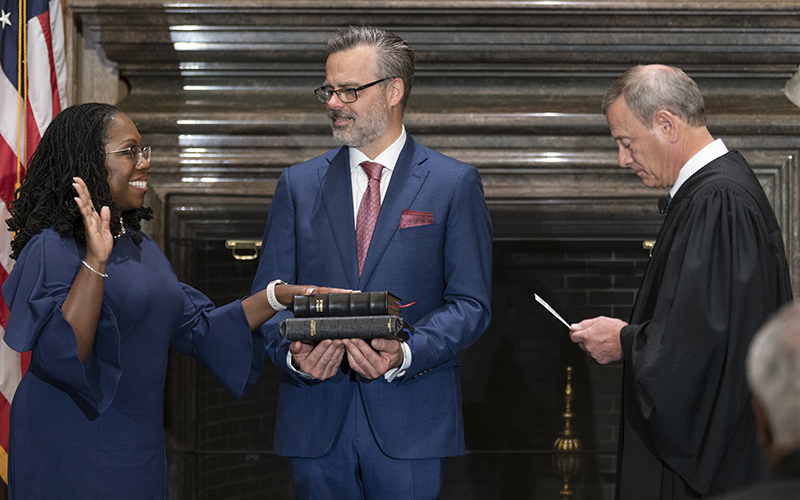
top-left (328, 109), bottom-right (356, 121)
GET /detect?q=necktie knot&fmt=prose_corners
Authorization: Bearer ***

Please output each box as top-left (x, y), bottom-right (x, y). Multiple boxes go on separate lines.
top-left (360, 161), bottom-right (383, 181)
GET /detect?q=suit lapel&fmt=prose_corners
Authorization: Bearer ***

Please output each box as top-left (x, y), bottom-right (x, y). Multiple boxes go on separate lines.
top-left (358, 136), bottom-right (430, 287)
top-left (319, 147), bottom-right (360, 289)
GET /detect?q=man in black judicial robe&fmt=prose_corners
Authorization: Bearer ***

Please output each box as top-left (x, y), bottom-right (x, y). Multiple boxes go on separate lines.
top-left (569, 64), bottom-right (793, 500)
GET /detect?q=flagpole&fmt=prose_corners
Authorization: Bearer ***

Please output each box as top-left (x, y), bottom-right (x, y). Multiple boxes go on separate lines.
top-left (15, 0), bottom-right (25, 193)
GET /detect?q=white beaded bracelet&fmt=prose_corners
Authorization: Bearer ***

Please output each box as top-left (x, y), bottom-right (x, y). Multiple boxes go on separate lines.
top-left (266, 279), bottom-right (287, 311)
top-left (82, 260), bottom-right (108, 278)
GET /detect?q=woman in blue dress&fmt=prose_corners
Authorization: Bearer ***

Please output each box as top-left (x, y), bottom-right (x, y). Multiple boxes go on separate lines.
top-left (2, 103), bottom-right (342, 498)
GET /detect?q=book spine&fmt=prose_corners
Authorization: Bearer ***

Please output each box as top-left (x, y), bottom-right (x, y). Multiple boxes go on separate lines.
top-left (293, 291), bottom-right (389, 317)
top-left (279, 315), bottom-right (408, 341)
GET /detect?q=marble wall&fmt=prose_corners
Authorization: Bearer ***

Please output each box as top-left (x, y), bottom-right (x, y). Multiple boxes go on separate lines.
top-left (65, 0), bottom-right (800, 281)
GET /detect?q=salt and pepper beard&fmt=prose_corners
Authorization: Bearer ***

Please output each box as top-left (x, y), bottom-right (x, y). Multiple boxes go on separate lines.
top-left (329, 95), bottom-right (390, 149)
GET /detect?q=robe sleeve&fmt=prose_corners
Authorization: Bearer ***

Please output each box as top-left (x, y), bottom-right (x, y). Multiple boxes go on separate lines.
top-left (169, 283), bottom-right (266, 399)
top-left (619, 182), bottom-right (791, 492)
top-left (2, 231), bottom-right (122, 414)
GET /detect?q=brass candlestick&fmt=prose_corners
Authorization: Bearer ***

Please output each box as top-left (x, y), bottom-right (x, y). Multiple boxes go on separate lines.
top-left (552, 366), bottom-right (583, 499)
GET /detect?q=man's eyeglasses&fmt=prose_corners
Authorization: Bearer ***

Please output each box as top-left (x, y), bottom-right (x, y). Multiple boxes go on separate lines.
top-left (314, 78), bottom-right (390, 104)
top-left (106, 145), bottom-right (151, 167)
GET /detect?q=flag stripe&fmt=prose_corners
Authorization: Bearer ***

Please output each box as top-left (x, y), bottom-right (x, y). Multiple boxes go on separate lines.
top-left (24, 100), bottom-right (41, 170)
top-left (0, 76), bottom-right (21, 164)
top-left (48, 0), bottom-right (67, 112)
top-left (0, 138), bottom-right (19, 226)
top-left (0, 267), bottom-right (8, 329)
top-left (19, 352), bottom-right (29, 378)
top-left (0, 338), bottom-right (19, 406)
top-left (28, 11), bottom-right (56, 138)
top-left (0, 393), bottom-right (9, 483)
top-left (0, 0), bottom-right (66, 484)
top-left (0, 199), bottom-right (14, 278)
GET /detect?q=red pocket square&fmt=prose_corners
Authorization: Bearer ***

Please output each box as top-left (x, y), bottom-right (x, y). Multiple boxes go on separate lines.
top-left (400, 209), bottom-right (434, 229)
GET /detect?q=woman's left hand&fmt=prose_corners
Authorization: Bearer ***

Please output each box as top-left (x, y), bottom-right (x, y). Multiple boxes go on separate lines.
top-left (275, 285), bottom-right (352, 308)
top-left (73, 177), bottom-right (112, 265)
top-left (241, 285), bottom-right (352, 332)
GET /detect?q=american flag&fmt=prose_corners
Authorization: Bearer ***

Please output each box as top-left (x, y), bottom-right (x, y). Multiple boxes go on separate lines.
top-left (0, 0), bottom-right (66, 483)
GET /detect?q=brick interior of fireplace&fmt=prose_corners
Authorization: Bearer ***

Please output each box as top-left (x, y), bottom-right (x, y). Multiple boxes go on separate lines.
top-left (164, 237), bottom-right (650, 500)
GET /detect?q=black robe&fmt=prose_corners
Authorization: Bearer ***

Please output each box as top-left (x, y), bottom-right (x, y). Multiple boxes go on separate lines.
top-left (617, 150), bottom-right (794, 500)
top-left (710, 450), bottom-right (800, 500)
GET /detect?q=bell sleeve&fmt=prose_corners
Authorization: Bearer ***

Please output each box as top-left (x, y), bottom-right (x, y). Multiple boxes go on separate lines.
top-left (169, 284), bottom-right (266, 399)
top-left (2, 231), bottom-right (122, 414)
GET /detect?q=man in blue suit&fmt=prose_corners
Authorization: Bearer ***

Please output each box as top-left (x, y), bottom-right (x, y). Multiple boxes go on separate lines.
top-left (251, 26), bottom-right (493, 499)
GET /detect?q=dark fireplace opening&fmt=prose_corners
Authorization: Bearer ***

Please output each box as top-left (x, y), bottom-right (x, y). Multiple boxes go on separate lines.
top-left (164, 237), bottom-right (651, 500)
top-left (451, 239), bottom-right (648, 499)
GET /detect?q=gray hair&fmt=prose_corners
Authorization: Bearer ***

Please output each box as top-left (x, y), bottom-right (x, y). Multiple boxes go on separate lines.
top-left (747, 301), bottom-right (800, 449)
top-left (601, 65), bottom-right (706, 129)
top-left (326, 26), bottom-right (415, 109)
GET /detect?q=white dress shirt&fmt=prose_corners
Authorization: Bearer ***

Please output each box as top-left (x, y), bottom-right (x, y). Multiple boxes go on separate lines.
top-left (670, 139), bottom-right (728, 198)
top-left (288, 126), bottom-right (412, 382)
top-left (349, 126), bottom-right (406, 225)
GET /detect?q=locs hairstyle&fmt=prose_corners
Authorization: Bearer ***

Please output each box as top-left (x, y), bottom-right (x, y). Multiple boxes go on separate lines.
top-left (6, 103), bottom-right (152, 260)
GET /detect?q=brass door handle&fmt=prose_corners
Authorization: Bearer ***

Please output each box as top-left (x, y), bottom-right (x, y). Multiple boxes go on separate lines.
top-left (225, 239), bottom-right (262, 260)
top-left (643, 240), bottom-right (656, 257)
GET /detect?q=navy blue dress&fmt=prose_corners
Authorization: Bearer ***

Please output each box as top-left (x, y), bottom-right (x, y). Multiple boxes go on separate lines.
top-left (3, 228), bottom-right (265, 499)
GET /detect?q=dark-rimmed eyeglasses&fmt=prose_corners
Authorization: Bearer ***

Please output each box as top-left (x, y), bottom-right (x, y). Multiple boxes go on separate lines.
top-left (106, 145), bottom-right (151, 167)
top-left (314, 78), bottom-right (390, 104)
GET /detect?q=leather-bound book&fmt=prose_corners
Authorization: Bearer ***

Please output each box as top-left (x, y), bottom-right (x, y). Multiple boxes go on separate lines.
top-left (279, 315), bottom-right (412, 342)
top-left (292, 291), bottom-right (401, 317)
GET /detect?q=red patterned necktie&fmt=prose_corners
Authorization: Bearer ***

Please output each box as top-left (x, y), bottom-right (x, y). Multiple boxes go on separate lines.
top-left (356, 161), bottom-right (383, 276)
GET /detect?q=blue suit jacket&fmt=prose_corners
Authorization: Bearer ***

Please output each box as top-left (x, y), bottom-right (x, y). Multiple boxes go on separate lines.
top-left (251, 135), bottom-right (492, 459)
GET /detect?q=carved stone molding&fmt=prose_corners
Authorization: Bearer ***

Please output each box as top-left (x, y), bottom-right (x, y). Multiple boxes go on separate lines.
top-left (66, 0), bottom-right (800, 285)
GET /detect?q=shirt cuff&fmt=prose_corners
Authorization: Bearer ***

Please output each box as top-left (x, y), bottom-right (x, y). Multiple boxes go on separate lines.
top-left (286, 350), bottom-right (315, 380)
top-left (384, 341), bottom-right (412, 383)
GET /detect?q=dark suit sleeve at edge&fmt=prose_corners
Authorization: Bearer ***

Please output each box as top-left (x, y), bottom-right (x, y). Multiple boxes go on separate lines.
top-left (250, 168), bottom-right (303, 379)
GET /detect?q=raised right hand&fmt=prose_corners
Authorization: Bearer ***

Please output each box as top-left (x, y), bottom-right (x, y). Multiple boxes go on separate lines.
top-left (73, 177), bottom-right (112, 266)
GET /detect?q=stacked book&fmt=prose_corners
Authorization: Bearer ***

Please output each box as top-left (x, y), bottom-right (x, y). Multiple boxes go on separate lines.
top-left (279, 291), bottom-right (413, 342)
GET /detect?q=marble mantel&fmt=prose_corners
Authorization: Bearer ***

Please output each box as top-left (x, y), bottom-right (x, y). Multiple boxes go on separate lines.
top-left (66, 0), bottom-right (800, 283)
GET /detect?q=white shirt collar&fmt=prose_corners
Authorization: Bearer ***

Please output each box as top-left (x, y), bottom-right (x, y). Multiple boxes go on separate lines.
top-left (349, 126), bottom-right (407, 173)
top-left (670, 138), bottom-right (728, 198)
